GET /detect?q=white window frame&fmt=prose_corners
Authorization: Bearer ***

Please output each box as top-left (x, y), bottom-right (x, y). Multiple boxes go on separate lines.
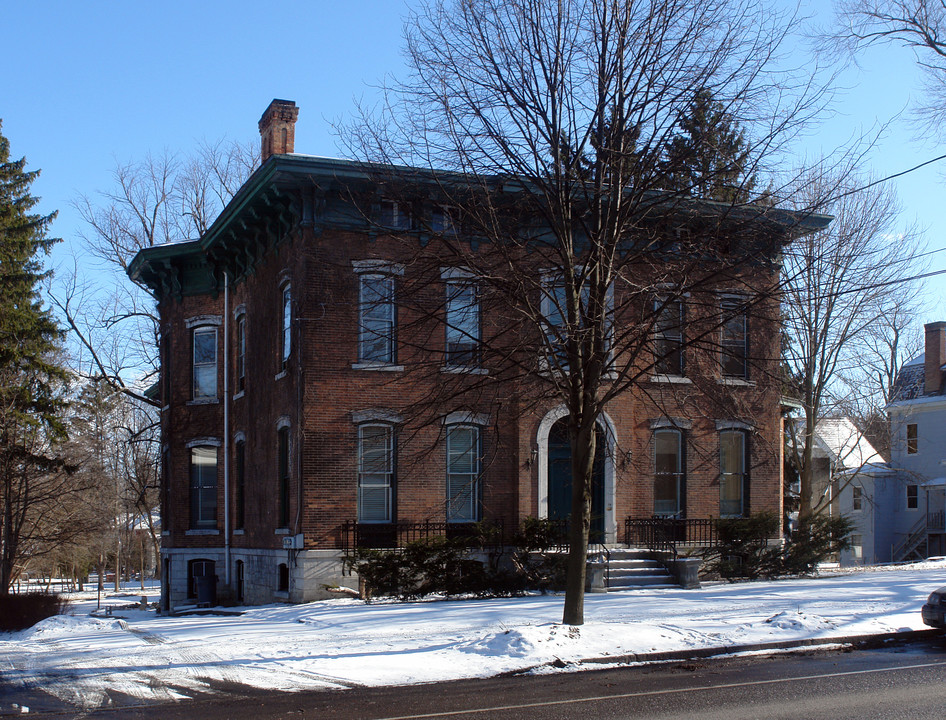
top-left (189, 446), bottom-right (218, 529)
top-left (444, 279), bottom-right (481, 368)
top-left (719, 430), bottom-right (747, 517)
top-left (653, 297), bottom-right (684, 377)
top-left (358, 424), bottom-right (395, 523)
top-left (446, 424), bottom-right (481, 523)
top-left (280, 283), bottom-right (292, 369)
top-left (654, 428), bottom-right (684, 517)
top-left (720, 297), bottom-right (748, 379)
top-left (852, 485), bottom-right (863, 512)
top-left (907, 423), bottom-right (918, 454)
top-left (906, 483), bottom-right (919, 510)
top-left (192, 326), bottom-right (218, 400)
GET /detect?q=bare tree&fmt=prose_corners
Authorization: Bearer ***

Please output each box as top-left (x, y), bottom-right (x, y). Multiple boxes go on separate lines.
top-left (52, 139), bottom-right (258, 405)
top-left (782, 168), bottom-right (925, 519)
top-left (342, 0), bottom-right (838, 625)
top-left (834, 0), bottom-right (946, 140)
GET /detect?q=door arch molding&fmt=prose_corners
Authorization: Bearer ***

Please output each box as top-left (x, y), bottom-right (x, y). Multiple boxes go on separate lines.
top-left (536, 406), bottom-right (617, 543)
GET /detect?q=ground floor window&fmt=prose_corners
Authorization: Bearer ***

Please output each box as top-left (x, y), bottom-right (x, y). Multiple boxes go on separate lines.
top-left (446, 425), bottom-right (480, 522)
top-left (358, 424), bottom-right (394, 523)
top-left (719, 430), bottom-right (747, 517)
top-left (654, 429), bottom-right (684, 516)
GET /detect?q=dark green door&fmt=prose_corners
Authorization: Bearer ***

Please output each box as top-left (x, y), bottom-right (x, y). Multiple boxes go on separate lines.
top-left (548, 419), bottom-right (605, 542)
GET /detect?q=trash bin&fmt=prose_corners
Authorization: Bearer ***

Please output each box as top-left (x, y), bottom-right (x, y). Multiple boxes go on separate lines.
top-left (195, 575), bottom-right (216, 605)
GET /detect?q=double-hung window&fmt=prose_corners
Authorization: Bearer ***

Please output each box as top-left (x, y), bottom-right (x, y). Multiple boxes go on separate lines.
top-left (380, 200), bottom-right (413, 230)
top-left (907, 423), bottom-right (918, 454)
top-left (358, 424), bottom-right (394, 523)
top-left (721, 298), bottom-right (748, 378)
top-left (654, 298), bottom-right (684, 376)
top-left (541, 271), bottom-right (612, 373)
top-left (189, 446), bottom-right (218, 529)
top-left (280, 284), bottom-right (292, 369)
top-left (278, 426), bottom-right (290, 527)
top-left (719, 430), bottom-right (747, 517)
top-left (432, 205), bottom-right (457, 235)
top-left (192, 327), bottom-right (218, 399)
top-left (446, 425), bottom-right (480, 522)
top-left (445, 280), bottom-right (480, 367)
top-left (852, 485), bottom-right (862, 512)
top-left (236, 313), bottom-right (246, 393)
top-left (907, 484), bottom-right (919, 510)
top-left (654, 429), bottom-right (684, 516)
top-left (234, 440), bottom-right (246, 530)
top-left (358, 274), bottom-right (396, 364)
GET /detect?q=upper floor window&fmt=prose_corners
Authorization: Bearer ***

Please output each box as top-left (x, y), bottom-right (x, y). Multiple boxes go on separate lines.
top-left (380, 199), bottom-right (414, 230)
top-left (654, 429), bottom-right (684, 516)
top-left (280, 284), bottom-right (292, 369)
top-left (161, 331), bottom-right (171, 406)
top-left (907, 423), bottom-right (918, 454)
top-left (236, 313), bottom-right (246, 393)
top-left (432, 205), bottom-right (457, 235)
top-left (720, 298), bottom-right (748, 379)
top-left (359, 274), bottom-right (396, 364)
top-left (719, 430), bottom-right (747, 517)
top-left (907, 483), bottom-right (919, 510)
top-left (654, 298), bottom-right (684, 376)
top-left (541, 272), bottom-right (612, 372)
top-left (278, 425), bottom-right (290, 527)
top-left (189, 446), bottom-right (218, 529)
top-left (446, 425), bottom-right (481, 522)
top-left (852, 485), bottom-right (863, 512)
top-left (192, 327), bottom-right (218, 399)
top-left (445, 280), bottom-right (480, 367)
top-left (358, 424), bottom-right (395, 523)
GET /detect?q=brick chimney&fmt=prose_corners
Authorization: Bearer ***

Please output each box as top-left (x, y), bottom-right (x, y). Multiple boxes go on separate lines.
top-left (924, 321), bottom-right (946, 395)
top-left (258, 99), bottom-right (299, 162)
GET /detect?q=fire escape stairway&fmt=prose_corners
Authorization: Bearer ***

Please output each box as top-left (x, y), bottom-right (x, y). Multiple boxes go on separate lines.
top-left (894, 514), bottom-right (929, 562)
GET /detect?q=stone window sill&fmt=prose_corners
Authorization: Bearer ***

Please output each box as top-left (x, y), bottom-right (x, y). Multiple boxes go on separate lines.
top-left (650, 375), bottom-right (692, 384)
top-left (440, 366), bottom-right (489, 375)
top-left (352, 362), bottom-right (405, 372)
top-left (717, 377), bottom-right (755, 387)
top-left (186, 398), bottom-right (219, 406)
top-left (185, 529), bottom-right (220, 536)
top-left (274, 528), bottom-right (291, 535)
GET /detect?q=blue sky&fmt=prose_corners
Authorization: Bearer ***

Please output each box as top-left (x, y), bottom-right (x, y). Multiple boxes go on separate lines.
top-left (4, 1), bottom-right (945, 323)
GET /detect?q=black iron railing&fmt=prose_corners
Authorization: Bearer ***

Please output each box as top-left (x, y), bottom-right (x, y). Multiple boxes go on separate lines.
top-left (341, 520), bottom-right (506, 552)
top-left (624, 517), bottom-right (719, 555)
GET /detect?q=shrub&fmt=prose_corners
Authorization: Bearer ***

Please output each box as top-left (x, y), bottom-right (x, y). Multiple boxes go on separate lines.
top-left (703, 512), bottom-right (782, 580)
top-left (704, 512), bottom-right (855, 580)
top-left (346, 517), bottom-right (570, 600)
top-left (0, 592), bottom-right (69, 632)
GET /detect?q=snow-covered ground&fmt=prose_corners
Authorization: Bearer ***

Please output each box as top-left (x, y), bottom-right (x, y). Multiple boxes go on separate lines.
top-left (2, 562), bottom-right (945, 712)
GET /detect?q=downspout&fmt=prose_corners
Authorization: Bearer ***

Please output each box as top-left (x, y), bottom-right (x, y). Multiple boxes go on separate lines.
top-left (223, 272), bottom-right (231, 586)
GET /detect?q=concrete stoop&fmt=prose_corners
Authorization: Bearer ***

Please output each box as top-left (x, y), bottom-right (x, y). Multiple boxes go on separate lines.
top-left (605, 549), bottom-right (677, 590)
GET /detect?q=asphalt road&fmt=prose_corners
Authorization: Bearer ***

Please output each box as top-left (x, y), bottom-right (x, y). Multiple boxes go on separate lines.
top-left (6, 636), bottom-right (946, 719)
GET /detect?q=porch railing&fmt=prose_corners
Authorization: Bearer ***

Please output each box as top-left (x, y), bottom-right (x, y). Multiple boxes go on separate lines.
top-left (624, 517), bottom-right (719, 555)
top-left (341, 520), bottom-right (506, 552)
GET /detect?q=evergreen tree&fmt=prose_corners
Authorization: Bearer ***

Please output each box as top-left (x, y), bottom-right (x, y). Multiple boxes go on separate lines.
top-left (661, 88), bottom-right (756, 203)
top-left (0, 120), bottom-right (70, 594)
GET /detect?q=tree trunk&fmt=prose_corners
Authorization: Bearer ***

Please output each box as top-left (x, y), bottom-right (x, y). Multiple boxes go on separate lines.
top-left (561, 420), bottom-right (596, 626)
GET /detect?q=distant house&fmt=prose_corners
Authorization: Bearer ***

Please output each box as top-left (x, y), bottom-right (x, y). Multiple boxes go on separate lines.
top-left (789, 416), bottom-right (884, 521)
top-left (129, 100), bottom-right (830, 609)
top-left (876, 321), bottom-right (946, 561)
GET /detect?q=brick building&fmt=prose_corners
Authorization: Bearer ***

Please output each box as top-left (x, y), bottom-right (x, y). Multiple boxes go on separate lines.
top-left (129, 100), bottom-right (830, 608)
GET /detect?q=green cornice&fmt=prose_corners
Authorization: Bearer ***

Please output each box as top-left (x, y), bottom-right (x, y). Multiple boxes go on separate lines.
top-left (127, 154), bottom-right (833, 300)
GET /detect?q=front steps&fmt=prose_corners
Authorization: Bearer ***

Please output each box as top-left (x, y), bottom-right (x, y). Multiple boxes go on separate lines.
top-left (598, 548), bottom-right (679, 590)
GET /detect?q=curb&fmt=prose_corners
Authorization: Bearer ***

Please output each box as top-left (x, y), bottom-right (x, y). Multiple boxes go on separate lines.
top-left (508, 628), bottom-right (944, 675)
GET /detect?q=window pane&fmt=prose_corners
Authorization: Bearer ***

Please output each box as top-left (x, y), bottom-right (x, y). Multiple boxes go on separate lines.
top-left (236, 316), bottom-right (246, 390)
top-left (193, 328), bottom-right (217, 398)
top-left (281, 286), bottom-right (291, 364)
top-left (446, 281), bottom-right (480, 366)
top-left (719, 431), bottom-right (745, 516)
top-left (654, 300), bottom-right (683, 375)
top-left (360, 276), bottom-right (394, 363)
top-left (190, 447), bottom-right (217, 528)
top-left (359, 425), bottom-right (393, 523)
top-left (447, 425), bottom-right (479, 522)
top-left (721, 302), bottom-right (748, 378)
top-left (654, 430), bottom-right (682, 516)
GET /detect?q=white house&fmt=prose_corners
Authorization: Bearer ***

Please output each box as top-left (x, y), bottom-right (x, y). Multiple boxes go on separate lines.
top-left (848, 321), bottom-right (946, 564)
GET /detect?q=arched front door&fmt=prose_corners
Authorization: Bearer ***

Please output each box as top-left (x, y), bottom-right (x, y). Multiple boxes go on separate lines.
top-left (548, 418), bottom-right (605, 543)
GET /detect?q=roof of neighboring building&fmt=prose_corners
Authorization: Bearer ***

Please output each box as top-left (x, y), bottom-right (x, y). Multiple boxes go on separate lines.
top-left (793, 417), bottom-right (886, 469)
